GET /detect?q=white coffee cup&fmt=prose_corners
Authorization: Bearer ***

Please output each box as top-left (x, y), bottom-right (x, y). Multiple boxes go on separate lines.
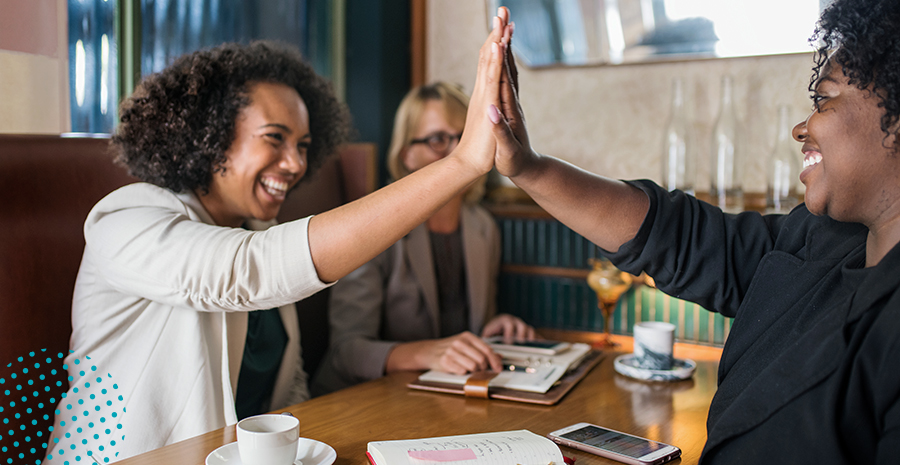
top-left (633, 321), bottom-right (675, 370)
top-left (236, 413), bottom-right (300, 465)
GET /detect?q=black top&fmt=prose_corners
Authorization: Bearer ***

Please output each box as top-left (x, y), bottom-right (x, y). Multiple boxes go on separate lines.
top-left (235, 308), bottom-right (287, 420)
top-left (430, 228), bottom-right (470, 337)
top-left (606, 180), bottom-right (900, 464)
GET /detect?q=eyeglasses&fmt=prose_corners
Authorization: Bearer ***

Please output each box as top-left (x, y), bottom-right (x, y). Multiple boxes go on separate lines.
top-left (409, 131), bottom-right (462, 154)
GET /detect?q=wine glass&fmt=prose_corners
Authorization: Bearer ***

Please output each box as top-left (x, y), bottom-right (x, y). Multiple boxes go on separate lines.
top-left (587, 257), bottom-right (633, 348)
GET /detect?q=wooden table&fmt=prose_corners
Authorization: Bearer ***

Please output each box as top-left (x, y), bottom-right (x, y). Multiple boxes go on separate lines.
top-left (118, 331), bottom-right (722, 465)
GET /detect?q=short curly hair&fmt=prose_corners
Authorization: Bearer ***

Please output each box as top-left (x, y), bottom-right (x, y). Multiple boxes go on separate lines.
top-left (112, 41), bottom-right (352, 193)
top-left (810, 0), bottom-right (900, 143)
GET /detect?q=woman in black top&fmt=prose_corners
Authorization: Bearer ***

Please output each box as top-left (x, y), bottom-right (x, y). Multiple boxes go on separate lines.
top-left (490, 0), bottom-right (900, 462)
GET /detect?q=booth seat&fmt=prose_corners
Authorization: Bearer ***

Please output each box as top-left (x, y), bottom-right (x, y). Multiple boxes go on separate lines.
top-left (0, 134), bottom-right (375, 463)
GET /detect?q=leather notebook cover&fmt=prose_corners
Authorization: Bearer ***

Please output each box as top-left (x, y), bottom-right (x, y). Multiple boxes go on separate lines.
top-left (406, 350), bottom-right (604, 405)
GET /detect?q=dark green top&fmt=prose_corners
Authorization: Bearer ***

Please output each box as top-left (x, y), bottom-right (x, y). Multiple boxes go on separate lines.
top-left (235, 308), bottom-right (287, 420)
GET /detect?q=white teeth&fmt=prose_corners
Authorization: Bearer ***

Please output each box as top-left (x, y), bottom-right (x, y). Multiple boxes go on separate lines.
top-left (803, 153), bottom-right (822, 169)
top-left (260, 178), bottom-right (288, 196)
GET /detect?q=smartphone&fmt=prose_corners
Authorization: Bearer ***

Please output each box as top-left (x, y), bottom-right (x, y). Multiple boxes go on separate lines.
top-left (485, 337), bottom-right (571, 355)
top-left (547, 423), bottom-right (681, 465)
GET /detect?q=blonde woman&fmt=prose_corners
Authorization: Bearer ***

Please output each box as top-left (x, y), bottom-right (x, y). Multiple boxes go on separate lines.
top-left (312, 82), bottom-right (535, 395)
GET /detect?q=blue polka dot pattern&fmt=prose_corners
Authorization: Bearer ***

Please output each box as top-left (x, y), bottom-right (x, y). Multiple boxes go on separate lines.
top-left (1, 351), bottom-right (125, 465)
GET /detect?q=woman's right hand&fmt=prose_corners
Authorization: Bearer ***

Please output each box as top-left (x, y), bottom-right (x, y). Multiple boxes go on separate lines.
top-left (450, 8), bottom-right (512, 178)
top-left (386, 331), bottom-right (503, 375)
top-left (489, 15), bottom-right (540, 180)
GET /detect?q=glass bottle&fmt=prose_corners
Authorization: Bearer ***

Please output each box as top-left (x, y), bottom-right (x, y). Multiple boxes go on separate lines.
top-left (709, 75), bottom-right (743, 213)
top-left (662, 77), bottom-right (694, 195)
top-left (766, 105), bottom-right (802, 213)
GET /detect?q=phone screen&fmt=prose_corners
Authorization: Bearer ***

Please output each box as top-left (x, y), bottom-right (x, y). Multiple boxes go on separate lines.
top-left (560, 425), bottom-right (667, 459)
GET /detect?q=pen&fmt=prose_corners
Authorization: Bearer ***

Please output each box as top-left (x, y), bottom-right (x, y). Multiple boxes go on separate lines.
top-left (503, 363), bottom-right (536, 373)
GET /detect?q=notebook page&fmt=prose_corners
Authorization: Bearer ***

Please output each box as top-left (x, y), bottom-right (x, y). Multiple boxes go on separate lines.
top-left (367, 430), bottom-right (563, 465)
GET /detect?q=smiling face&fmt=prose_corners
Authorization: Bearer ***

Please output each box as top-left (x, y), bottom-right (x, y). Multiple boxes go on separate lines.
top-left (401, 100), bottom-right (465, 173)
top-left (792, 63), bottom-right (900, 226)
top-left (199, 81), bottom-right (311, 227)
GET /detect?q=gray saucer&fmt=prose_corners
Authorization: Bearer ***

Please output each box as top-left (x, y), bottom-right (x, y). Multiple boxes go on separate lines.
top-left (613, 354), bottom-right (696, 382)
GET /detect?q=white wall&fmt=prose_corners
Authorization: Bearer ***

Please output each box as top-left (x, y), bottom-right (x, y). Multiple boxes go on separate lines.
top-left (0, 0), bottom-right (70, 134)
top-left (427, 0), bottom-right (815, 193)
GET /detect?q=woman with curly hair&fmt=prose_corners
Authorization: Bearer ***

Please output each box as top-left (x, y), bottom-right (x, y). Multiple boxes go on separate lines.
top-left (45, 10), bottom-right (514, 461)
top-left (489, 0), bottom-right (899, 462)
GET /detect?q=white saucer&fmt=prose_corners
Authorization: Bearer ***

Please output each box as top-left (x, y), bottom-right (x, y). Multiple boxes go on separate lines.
top-left (206, 438), bottom-right (337, 465)
top-left (613, 354), bottom-right (696, 382)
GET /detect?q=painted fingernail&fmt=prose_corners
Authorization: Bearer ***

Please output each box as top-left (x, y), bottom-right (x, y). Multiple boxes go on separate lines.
top-left (489, 104), bottom-right (502, 124)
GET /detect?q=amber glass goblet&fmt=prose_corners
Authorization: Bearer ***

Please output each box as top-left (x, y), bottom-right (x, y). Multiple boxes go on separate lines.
top-left (587, 257), bottom-right (633, 348)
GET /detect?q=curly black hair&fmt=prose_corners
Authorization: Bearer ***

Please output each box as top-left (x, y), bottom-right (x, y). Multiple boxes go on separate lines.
top-left (810, 0), bottom-right (900, 143)
top-left (112, 41), bottom-right (352, 193)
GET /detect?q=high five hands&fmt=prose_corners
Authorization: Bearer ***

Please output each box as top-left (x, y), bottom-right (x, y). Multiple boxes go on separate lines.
top-left (453, 7), bottom-right (537, 183)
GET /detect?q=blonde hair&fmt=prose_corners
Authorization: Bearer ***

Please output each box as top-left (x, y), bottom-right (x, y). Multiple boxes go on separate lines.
top-left (387, 82), bottom-right (487, 202)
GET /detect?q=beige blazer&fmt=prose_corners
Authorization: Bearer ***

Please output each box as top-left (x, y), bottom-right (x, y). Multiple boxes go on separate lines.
top-left (45, 183), bottom-right (329, 462)
top-left (311, 204), bottom-right (500, 395)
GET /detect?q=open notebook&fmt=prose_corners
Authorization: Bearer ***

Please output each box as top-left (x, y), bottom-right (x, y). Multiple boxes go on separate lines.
top-left (416, 343), bottom-right (593, 394)
top-left (366, 430), bottom-right (564, 465)
top-left (408, 343), bottom-right (602, 405)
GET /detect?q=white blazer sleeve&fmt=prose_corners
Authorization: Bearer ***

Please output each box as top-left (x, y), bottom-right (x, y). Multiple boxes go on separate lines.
top-left (84, 183), bottom-right (330, 311)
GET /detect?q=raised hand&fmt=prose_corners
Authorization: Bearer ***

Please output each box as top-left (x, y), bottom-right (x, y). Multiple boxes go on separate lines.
top-left (489, 9), bottom-right (539, 179)
top-left (450, 8), bottom-right (510, 177)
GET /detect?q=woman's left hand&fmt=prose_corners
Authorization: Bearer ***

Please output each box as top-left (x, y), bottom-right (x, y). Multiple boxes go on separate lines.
top-left (451, 7), bottom-right (513, 177)
top-left (481, 313), bottom-right (536, 344)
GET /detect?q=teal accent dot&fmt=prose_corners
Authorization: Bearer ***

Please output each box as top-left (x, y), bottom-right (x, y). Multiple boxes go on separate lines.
top-left (34, 363), bottom-right (40, 369)
top-left (94, 407), bottom-right (100, 412)
top-left (112, 384), bottom-right (117, 390)
top-left (117, 396), bottom-right (122, 401)
top-left (115, 424), bottom-right (121, 430)
top-left (104, 429), bottom-right (110, 434)
top-left (72, 388), bottom-right (78, 394)
top-left (17, 357), bottom-right (23, 362)
top-left (93, 434), bottom-right (98, 440)
top-left (40, 375), bottom-right (46, 381)
top-left (77, 400), bottom-right (83, 405)
top-left (73, 360), bottom-right (79, 366)
top-left (65, 433), bottom-right (71, 438)
top-left (54, 438), bottom-right (59, 443)
top-left (57, 353), bottom-right (63, 359)
top-left (99, 417), bottom-right (105, 423)
top-left (22, 368), bottom-right (28, 374)
top-left (89, 395), bottom-right (95, 400)
top-left (95, 378), bottom-right (101, 383)
top-left (100, 389), bottom-right (107, 395)
top-left (84, 383), bottom-right (90, 388)
top-left (78, 372), bottom-right (84, 377)
top-left (105, 401), bottom-right (111, 407)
